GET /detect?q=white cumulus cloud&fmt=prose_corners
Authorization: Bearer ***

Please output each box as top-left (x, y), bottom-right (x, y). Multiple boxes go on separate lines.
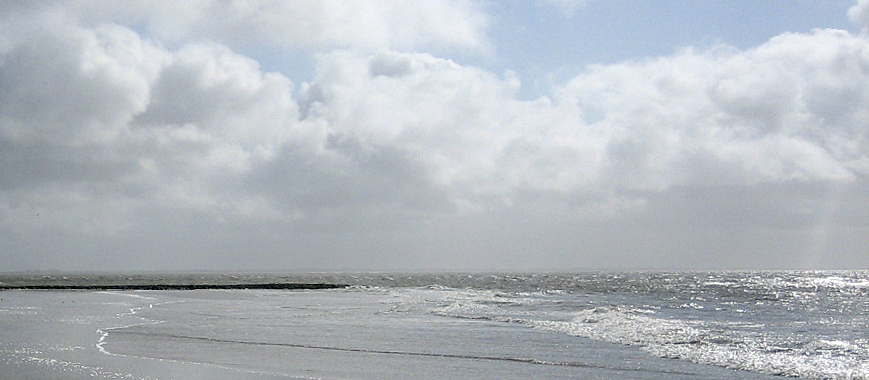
top-left (850, 0), bottom-right (869, 33)
top-left (1, 1), bottom-right (868, 270)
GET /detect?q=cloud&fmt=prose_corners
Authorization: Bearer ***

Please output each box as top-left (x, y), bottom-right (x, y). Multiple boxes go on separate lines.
top-left (60, 0), bottom-right (490, 53)
top-left (850, 0), bottom-right (869, 33)
top-left (0, 12), bottom-right (165, 210)
top-left (5, 21), bottom-right (869, 215)
top-left (1, 2), bottom-right (868, 270)
top-left (0, 13), bottom-right (295, 236)
top-left (556, 28), bottom-right (868, 189)
top-left (299, 29), bottom-right (869, 204)
top-left (0, 22), bottom-right (162, 146)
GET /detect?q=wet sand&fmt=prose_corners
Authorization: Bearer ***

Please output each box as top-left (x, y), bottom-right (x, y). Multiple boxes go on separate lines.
top-left (0, 290), bottom-right (306, 380)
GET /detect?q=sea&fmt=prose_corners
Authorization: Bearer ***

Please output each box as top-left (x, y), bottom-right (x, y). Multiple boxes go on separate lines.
top-left (1, 271), bottom-right (867, 379)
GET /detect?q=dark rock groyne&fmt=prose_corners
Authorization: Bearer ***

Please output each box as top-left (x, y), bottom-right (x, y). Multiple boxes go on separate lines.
top-left (0, 283), bottom-right (347, 291)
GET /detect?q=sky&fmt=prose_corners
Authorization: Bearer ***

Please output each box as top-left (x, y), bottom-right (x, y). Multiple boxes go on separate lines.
top-left (1, 0), bottom-right (869, 272)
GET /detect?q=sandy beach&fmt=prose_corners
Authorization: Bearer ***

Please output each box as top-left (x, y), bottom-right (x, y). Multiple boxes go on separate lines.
top-left (1, 281), bottom-right (793, 380)
top-left (8, 271), bottom-right (863, 380)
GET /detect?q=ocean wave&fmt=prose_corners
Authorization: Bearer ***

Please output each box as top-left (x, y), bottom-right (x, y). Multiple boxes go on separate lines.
top-left (529, 306), bottom-right (869, 380)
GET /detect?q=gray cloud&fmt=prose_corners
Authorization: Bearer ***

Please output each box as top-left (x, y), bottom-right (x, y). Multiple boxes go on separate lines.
top-left (1, 2), bottom-right (868, 271)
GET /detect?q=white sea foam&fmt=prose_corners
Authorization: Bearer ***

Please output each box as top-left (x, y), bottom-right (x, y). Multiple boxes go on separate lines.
top-left (530, 306), bottom-right (705, 347)
top-left (527, 306), bottom-right (869, 380)
top-left (807, 276), bottom-right (869, 289)
top-left (95, 293), bottom-right (180, 356)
